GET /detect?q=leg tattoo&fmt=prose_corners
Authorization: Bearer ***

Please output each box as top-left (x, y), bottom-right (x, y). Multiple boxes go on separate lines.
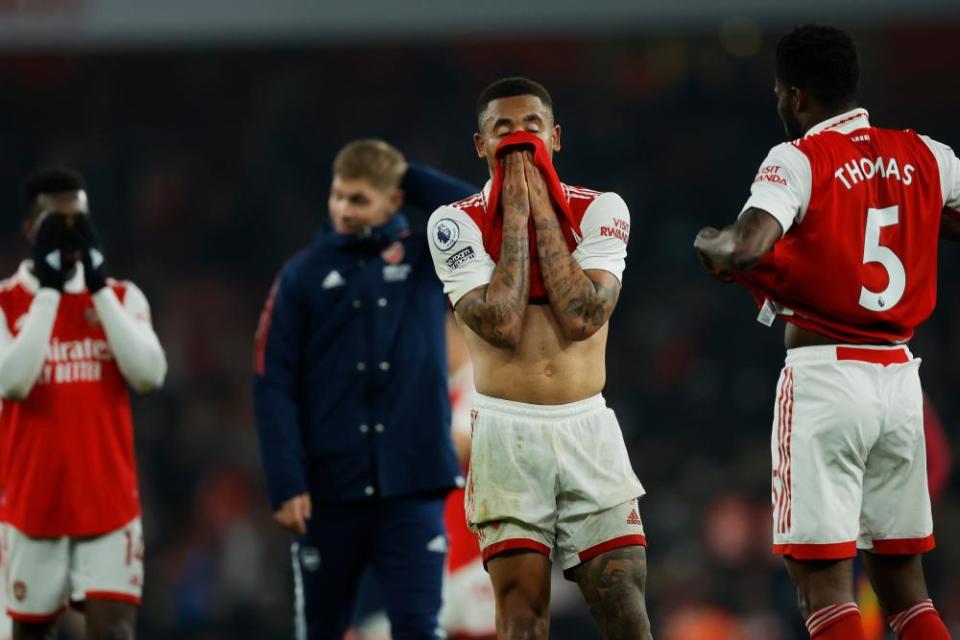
top-left (573, 546), bottom-right (652, 640)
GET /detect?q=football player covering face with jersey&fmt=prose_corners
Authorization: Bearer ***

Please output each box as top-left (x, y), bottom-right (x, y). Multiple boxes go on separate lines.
top-left (695, 25), bottom-right (958, 640)
top-left (428, 78), bottom-right (650, 639)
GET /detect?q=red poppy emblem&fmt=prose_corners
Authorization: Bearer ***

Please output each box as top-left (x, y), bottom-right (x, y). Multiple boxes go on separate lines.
top-left (381, 241), bottom-right (405, 265)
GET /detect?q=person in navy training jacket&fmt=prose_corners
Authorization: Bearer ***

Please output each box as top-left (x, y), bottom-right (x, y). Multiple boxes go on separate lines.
top-left (252, 139), bottom-right (476, 640)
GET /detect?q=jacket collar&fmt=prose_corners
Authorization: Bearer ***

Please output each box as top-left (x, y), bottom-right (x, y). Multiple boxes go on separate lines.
top-left (323, 213), bottom-right (410, 248)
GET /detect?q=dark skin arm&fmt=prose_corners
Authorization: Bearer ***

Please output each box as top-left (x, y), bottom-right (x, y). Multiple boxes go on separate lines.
top-left (694, 208), bottom-right (784, 280)
top-left (454, 151), bottom-right (531, 349)
top-left (941, 207), bottom-right (960, 242)
top-left (523, 153), bottom-right (621, 341)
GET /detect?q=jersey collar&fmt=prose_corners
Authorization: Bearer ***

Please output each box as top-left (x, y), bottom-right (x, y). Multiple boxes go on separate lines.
top-left (18, 260), bottom-right (86, 294)
top-left (805, 108), bottom-right (871, 137)
top-left (479, 178), bottom-right (573, 214)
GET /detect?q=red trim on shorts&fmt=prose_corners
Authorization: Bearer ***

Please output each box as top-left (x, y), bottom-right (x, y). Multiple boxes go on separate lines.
top-left (84, 591), bottom-right (142, 607)
top-left (782, 370), bottom-right (795, 533)
top-left (836, 346), bottom-right (909, 366)
top-left (7, 607), bottom-right (64, 623)
top-left (774, 368), bottom-right (795, 537)
top-left (774, 371), bottom-right (788, 534)
top-left (870, 534), bottom-right (936, 555)
top-left (578, 534), bottom-right (647, 563)
top-left (481, 538), bottom-right (550, 566)
top-left (773, 541), bottom-right (857, 560)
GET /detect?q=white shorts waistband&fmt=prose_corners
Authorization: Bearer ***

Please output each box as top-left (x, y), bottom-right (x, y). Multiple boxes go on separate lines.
top-left (473, 393), bottom-right (606, 419)
top-left (785, 344), bottom-right (914, 366)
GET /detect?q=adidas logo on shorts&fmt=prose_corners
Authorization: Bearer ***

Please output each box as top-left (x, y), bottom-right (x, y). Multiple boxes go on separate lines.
top-left (626, 508), bottom-right (642, 526)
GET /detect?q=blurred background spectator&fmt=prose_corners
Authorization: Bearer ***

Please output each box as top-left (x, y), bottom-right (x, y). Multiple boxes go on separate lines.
top-left (0, 2), bottom-right (958, 638)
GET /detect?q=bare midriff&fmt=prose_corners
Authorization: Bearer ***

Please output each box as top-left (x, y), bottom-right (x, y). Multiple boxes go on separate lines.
top-left (784, 322), bottom-right (901, 349)
top-left (459, 304), bottom-right (607, 406)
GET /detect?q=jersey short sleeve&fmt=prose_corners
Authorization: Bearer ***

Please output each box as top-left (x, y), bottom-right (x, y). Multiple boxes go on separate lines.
top-left (571, 192), bottom-right (630, 284)
top-left (740, 142), bottom-right (813, 234)
top-left (427, 206), bottom-right (496, 306)
top-left (919, 135), bottom-right (960, 211)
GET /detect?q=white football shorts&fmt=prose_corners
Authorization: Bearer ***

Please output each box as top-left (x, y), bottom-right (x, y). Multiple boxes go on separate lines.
top-left (770, 345), bottom-right (934, 560)
top-left (466, 393), bottom-right (646, 573)
top-left (6, 517), bottom-right (144, 622)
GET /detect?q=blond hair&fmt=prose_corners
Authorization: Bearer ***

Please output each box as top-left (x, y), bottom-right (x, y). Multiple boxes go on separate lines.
top-left (332, 139), bottom-right (408, 191)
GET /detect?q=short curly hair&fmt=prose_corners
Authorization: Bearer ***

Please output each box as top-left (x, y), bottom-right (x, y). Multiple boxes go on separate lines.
top-left (776, 24), bottom-right (860, 108)
top-left (23, 166), bottom-right (86, 205)
top-left (476, 77), bottom-right (554, 129)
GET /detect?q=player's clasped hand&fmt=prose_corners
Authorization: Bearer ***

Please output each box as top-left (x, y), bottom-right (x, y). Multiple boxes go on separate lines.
top-left (73, 214), bottom-right (108, 293)
top-left (694, 227), bottom-right (735, 283)
top-left (32, 213), bottom-right (72, 292)
top-left (274, 492), bottom-right (312, 536)
top-left (521, 151), bottom-right (552, 214)
top-left (502, 151), bottom-right (530, 217)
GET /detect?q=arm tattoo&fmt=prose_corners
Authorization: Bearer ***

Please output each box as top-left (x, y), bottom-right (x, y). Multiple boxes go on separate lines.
top-left (532, 209), bottom-right (619, 340)
top-left (456, 206), bottom-right (530, 349)
top-left (574, 546), bottom-right (651, 639)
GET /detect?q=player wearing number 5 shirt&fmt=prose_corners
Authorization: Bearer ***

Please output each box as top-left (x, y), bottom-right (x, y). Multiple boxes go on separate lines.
top-left (695, 26), bottom-right (957, 640)
top-left (0, 168), bottom-right (166, 640)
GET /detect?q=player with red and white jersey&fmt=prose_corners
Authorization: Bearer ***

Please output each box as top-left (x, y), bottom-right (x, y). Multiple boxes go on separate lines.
top-left (695, 25), bottom-right (957, 640)
top-left (429, 78), bottom-right (649, 639)
top-left (0, 168), bottom-right (167, 640)
top-left (438, 313), bottom-right (495, 640)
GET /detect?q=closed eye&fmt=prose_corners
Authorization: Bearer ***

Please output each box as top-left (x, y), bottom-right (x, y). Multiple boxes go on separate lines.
top-left (523, 113), bottom-right (544, 134)
top-left (493, 118), bottom-right (513, 137)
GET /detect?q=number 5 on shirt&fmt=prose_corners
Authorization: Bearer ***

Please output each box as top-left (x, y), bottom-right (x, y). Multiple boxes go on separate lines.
top-left (859, 205), bottom-right (906, 312)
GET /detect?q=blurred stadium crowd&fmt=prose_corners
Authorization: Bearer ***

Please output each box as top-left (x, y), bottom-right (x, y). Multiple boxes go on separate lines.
top-left (0, 23), bottom-right (958, 640)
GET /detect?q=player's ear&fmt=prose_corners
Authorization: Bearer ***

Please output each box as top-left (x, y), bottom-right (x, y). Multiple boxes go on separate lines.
top-left (473, 132), bottom-right (487, 159)
top-left (22, 206), bottom-right (40, 244)
top-left (790, 86), bottom-right (807, 114)
top-left (551, 124), bottom-right (562, 153)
